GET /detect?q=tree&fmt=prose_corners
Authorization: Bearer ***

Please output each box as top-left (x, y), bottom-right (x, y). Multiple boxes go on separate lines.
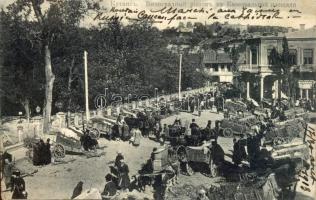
top-left (269, 37), bottom-right (295, 102)
top-left (2, 0), bottom-right (88, 132)
top-left (0, 7), bottom-right (44, 121)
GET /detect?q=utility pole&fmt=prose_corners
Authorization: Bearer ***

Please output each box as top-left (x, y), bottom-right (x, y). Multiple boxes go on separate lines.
top-left (178, 53), bottom-right (182, 101)
top-left (84, 51), bottom-right (90, 121)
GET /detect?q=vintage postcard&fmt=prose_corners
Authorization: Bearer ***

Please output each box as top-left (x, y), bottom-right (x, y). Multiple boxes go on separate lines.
top-left (0, 0), bottom-right (316, 199)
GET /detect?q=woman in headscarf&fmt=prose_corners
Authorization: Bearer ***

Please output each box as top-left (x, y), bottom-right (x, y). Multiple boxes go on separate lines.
top-left (130, 127), bottom-right (142, 147)
top-left (117, 158), bottom-right (130, 191)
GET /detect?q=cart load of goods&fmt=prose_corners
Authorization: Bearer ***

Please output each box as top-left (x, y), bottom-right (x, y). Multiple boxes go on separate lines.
top-left (225, 100), bottom-right (248, 114)
top-left (220, 117), bottom-right (254, 137)
top-left (270, 140), bottom-right (310, 172)
top-left (284, 107), bottom-right (309, 122)
top-left (88, 116), bottom-right (116, 136)
top-left (165, 175), bottom-right (272, 200)
top-left (264, 118), bottom-right (306, 145)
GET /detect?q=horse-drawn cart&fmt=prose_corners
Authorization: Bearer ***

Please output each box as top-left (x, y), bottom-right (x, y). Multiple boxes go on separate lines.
top-left (220, 115), bottom-right (259, 137)
top-left (176, 143), bottom-right (219, 177)
top-left (52, 133), bottom-right (81, 158)
top-left (52, 129), bottom-right (100, 159)
top-left (265, 117), bottom-right (307, 146)
top-left (88, 116), bottom-right (116, 138)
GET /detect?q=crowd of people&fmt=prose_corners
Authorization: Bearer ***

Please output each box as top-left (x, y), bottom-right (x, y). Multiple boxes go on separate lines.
top-left (180, 91), bottom-right (225, 113)
top-left (109, 112), bottom-right (163, 146)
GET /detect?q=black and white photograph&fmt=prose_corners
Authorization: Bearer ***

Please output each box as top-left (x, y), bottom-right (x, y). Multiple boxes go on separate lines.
top-left (0, 0), bottom-right (316, 199)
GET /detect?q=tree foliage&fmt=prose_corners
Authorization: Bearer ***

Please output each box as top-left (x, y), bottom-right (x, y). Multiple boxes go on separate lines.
top-left (269, 37), bottom-right (296, 101)
top-left (1, 1), bottom-right (209, 117)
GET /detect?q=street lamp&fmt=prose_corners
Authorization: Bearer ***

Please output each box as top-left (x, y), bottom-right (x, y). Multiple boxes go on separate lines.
top-left (18, 111), bottom-right (23, 123)
top-left (178, 53), bottom-right (183, 101)
top-left (105, 87), bottom-right (108, 106)
top-left (36, 106), bottom-right (41, 116)
top-left (155, 88), bottom-right (158, 107)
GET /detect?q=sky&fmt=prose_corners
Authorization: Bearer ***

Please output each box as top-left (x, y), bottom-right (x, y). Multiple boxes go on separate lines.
top-left (1, 0), bottom-right (316, 29)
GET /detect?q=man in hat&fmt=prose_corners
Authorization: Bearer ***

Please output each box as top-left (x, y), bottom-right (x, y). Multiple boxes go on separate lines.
top-left (11, 170), bottom-right (27, 199)
top-left (209, 120), bottom-right (220, 143)
top-left (190, 119), bottom-right (200, 146)
top-left (101, 174), bottom-right (117, 199)
top-left (232, 136), bottom-right (247, 167)
top-left (204, 120), bottom-right (212, 141)
top-left (246, 129), bottom-right (264, 169)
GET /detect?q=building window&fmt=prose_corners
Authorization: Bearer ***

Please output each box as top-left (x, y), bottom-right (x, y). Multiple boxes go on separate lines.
top-left (251, 47), bottom-right (257, 65)
top-left (227, 65), bottom-right (231, 71)
top-left (267, 48), bottom-right (273, 65)
top-left (213, 64), bottom-right (219, 72)
top-left (303, 49), bottom-right (313, 64)
top-left (289, 49), bottom-right (297, 65)
top-left (220, 65), bottom-right (225, 71)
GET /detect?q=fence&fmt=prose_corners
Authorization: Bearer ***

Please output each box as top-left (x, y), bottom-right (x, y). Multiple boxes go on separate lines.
top-left (65, 86), bottom-right (214, 127)
top-left (0, 86), bottom-right (214, 149)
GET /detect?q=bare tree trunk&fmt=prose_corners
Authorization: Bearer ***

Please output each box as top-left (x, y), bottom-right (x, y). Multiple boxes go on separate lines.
top-left (67, 57), bottom-right (74, 111)
top-left (43, 45), bottom-right (55, 133)
top-left (21, 98), bottom-right (30, 123)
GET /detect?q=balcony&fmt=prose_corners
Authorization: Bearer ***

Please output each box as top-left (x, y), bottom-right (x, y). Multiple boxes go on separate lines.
top-left (259, 65), bottom-right (274, 73)
top-left (299, 64), bottom-right (316, 72)
top-left (203, 68), bottom-right (233, 76)
top-left (238, 64), bottom-right (278, 74)
top-left (238, 64), bottom-right (259, 73)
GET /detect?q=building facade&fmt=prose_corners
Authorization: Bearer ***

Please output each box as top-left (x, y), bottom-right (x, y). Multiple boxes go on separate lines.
top-left (239, 25), bottom-right (316, 101)
top-left (202, 50), bottom-right (234, 83)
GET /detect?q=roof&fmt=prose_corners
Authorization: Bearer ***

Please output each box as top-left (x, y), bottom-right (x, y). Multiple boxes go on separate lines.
top-left (203, 50), bottom-right (232, 63)
top-left (248, 27), bottom-right (316, 41)
top-left (203, 50), bottom-right (245, 64)
top-left (285, 27), bottom-right (316, 39)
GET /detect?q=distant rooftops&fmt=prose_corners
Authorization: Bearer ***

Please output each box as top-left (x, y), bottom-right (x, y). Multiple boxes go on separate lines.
top-left (285, 25), bottom-right (316, 39)
top-left (249, 25), bottom-right (316, 40)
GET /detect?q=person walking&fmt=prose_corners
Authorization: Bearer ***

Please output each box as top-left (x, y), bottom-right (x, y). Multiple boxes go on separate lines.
top-left (117, 158), bottom-right (130, 191)
top-left (11, 170), bottom-right (27, 199)
top-left (130, 127), bottom-right (142, 147)
top-left (116, 114), bottom-right (125, 139)
top-left (44, 138), bottom-right (51, 165)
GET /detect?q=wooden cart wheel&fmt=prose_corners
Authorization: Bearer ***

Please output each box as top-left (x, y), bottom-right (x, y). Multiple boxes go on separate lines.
top-left (273, 137), bottom-right (285, 146)
top-left (223, 128), bottom-right (233, 137)
top-left (89, 128), bottom-right (100, 139)
top-left (53, 144), bottom-right (65, 158)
